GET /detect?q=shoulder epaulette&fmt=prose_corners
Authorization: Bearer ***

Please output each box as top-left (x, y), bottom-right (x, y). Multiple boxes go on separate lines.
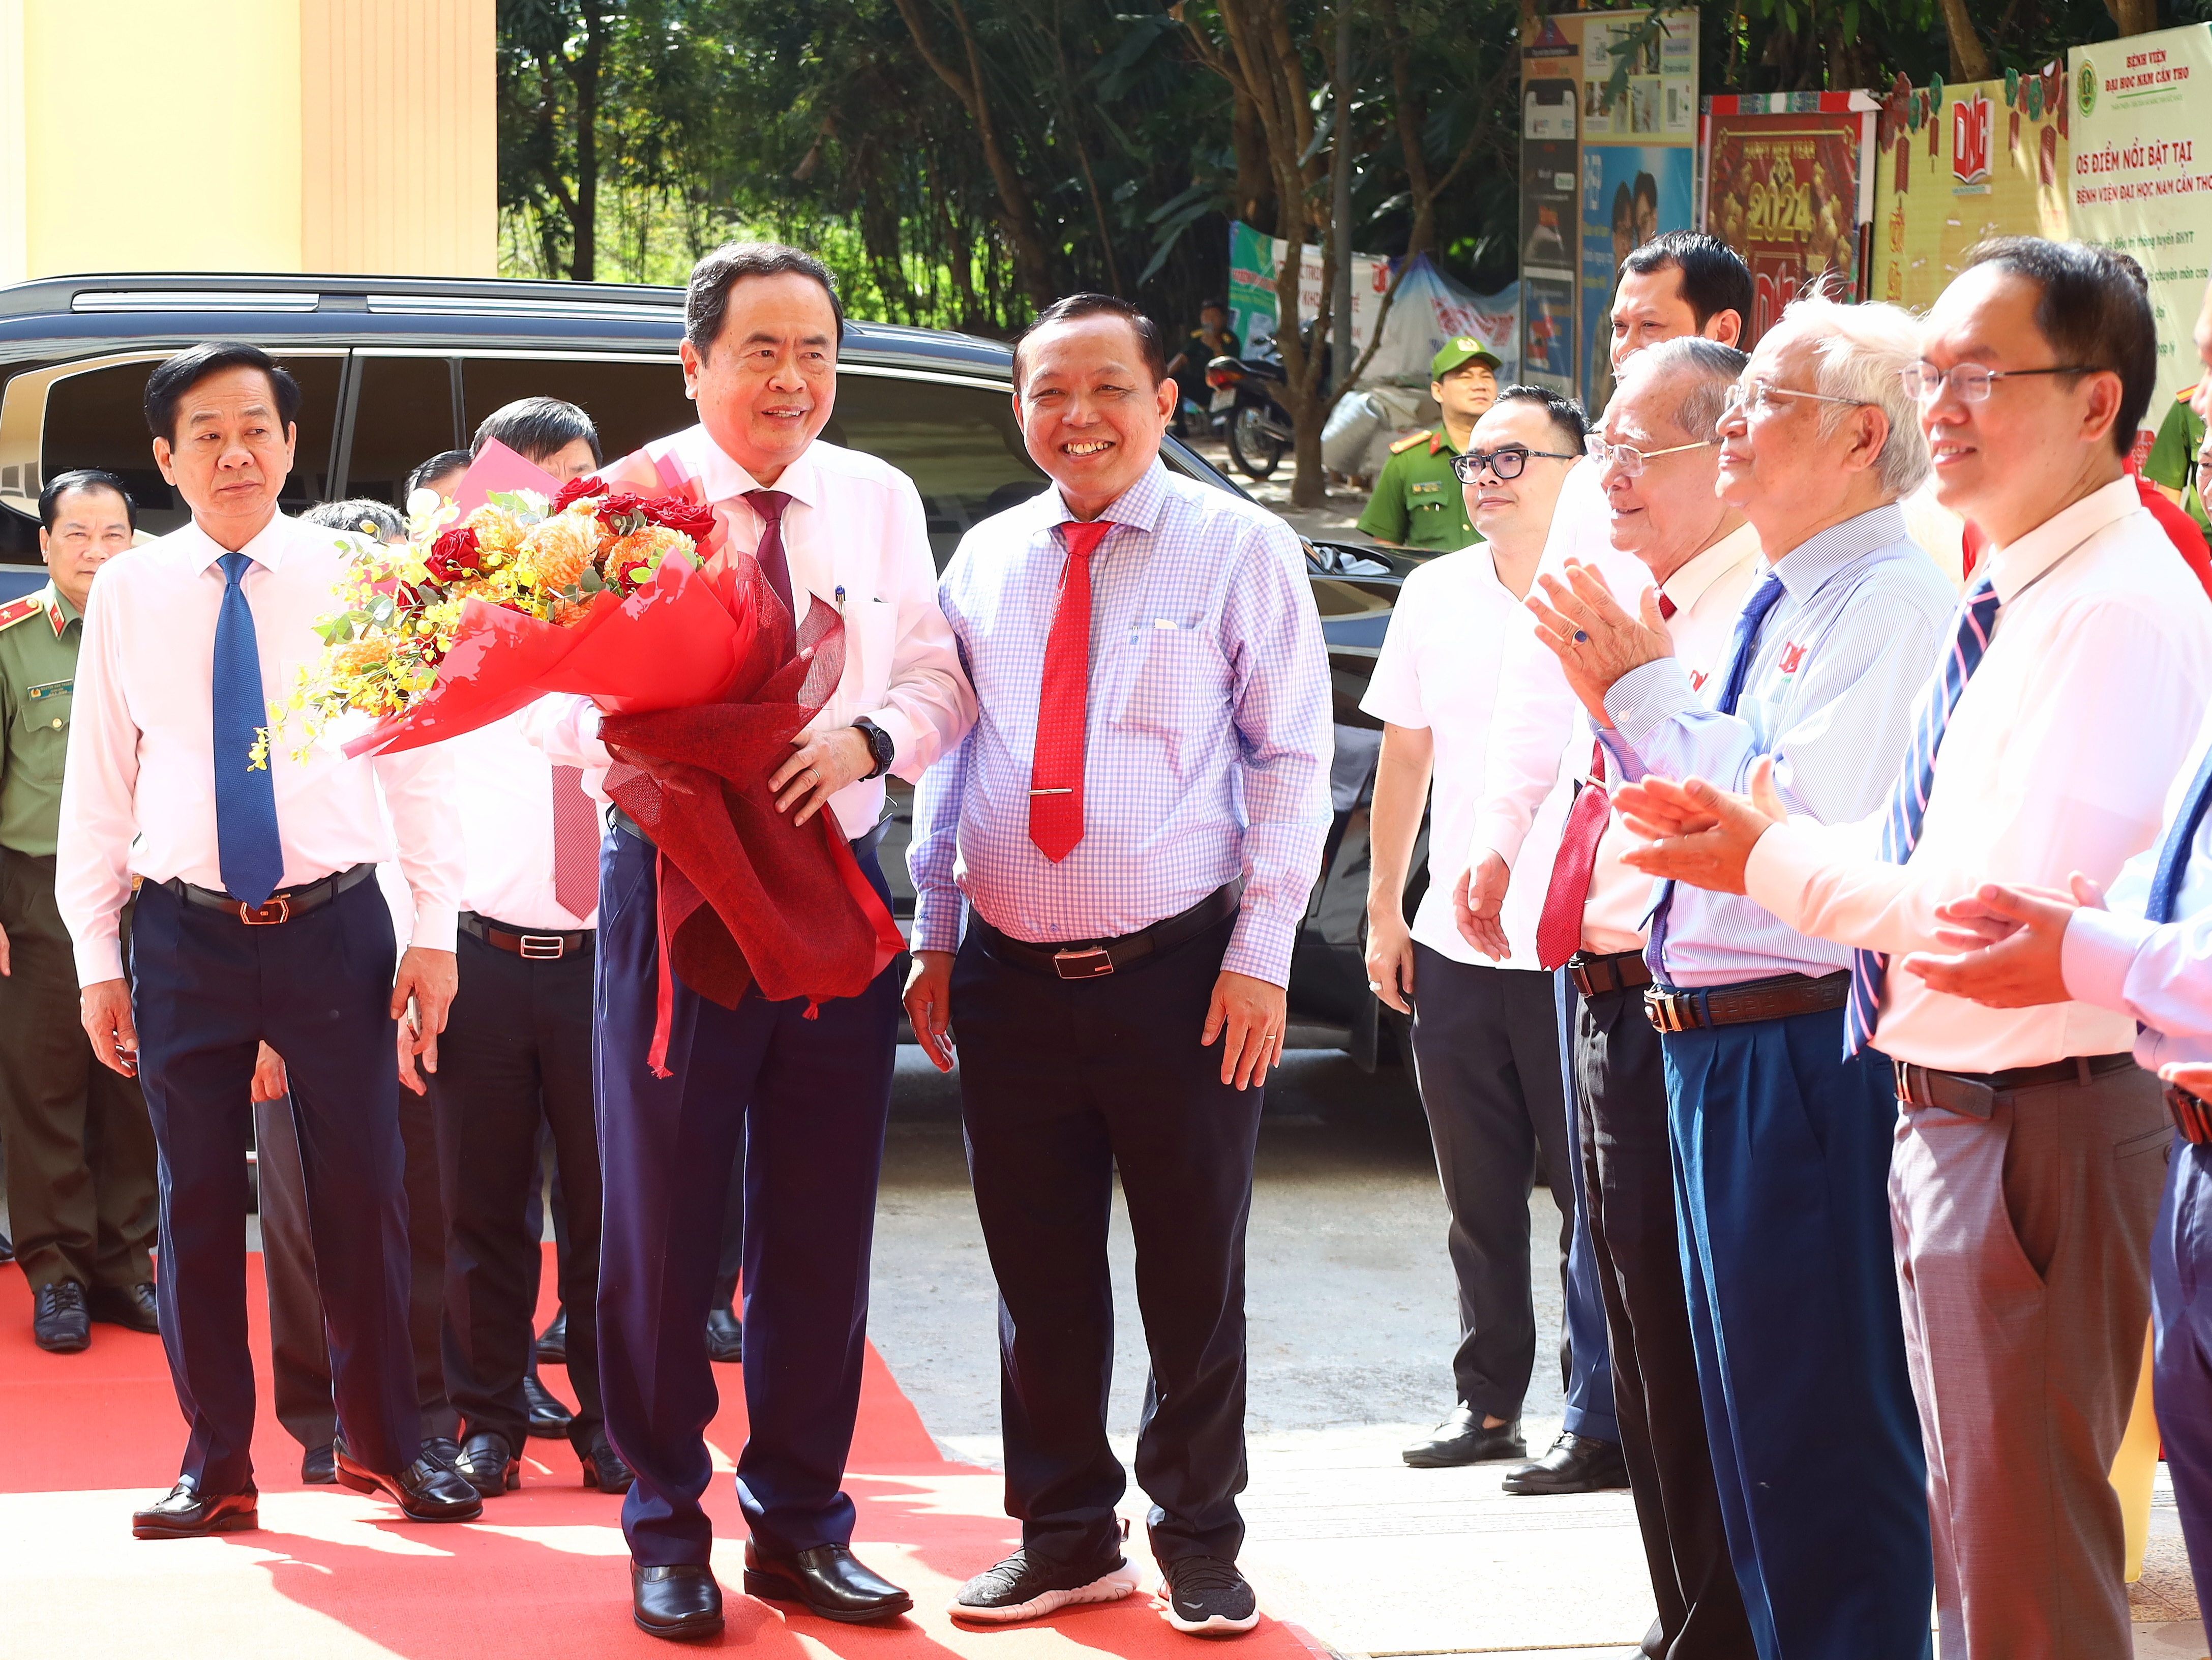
top-left (0, 595), bottom-right (44, 632)
top-left (2182, 384), bottom-right (2201, 404)
top-left (1389, 429), bottom-right (1433, 455)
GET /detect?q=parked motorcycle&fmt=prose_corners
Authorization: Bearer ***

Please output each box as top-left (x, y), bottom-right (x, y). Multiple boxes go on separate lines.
top-left (1205, 352), bottom-right (1296, 481)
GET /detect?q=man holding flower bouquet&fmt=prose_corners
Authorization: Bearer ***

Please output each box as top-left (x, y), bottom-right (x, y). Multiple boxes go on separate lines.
top-left (547, 244), bottom-right (974, 1640)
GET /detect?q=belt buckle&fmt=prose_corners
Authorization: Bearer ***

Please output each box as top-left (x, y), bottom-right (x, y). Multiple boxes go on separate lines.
top-left (518, 934), bottom-right (566, 961)
top-left (1051, 946), bottom-right (1115, 980)
top-left (2168, 1083), bottom-right (2212, 1145)
top-left (237, 897), bottom-right (290, 926)
top-left (1642, 987), bottom-right (1682, 1034)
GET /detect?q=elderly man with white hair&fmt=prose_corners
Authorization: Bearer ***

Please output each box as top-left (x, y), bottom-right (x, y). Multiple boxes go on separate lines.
top-left (1528, 296), bottom-right (1952, 1656)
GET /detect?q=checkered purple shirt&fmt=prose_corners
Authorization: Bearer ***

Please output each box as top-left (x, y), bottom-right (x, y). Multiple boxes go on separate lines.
top-left (910, 461), bottom-right (1333, 987)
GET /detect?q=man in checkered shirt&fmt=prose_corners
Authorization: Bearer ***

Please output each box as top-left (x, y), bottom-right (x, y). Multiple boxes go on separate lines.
top-left (905, 293), bottom-right (1331, 1638)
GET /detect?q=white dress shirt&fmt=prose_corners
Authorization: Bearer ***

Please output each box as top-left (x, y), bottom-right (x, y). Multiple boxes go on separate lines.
top-left (1359, 543), bottom-right (1552, 966)
top-left (456, 702), bottom-right (600, 931)
top-left (57, 512), bottom-right (463, 986)
top-left (1471, 455), bottom-right (1759, 955)
top-left (1746, 477), bottom-right (2212, 1071)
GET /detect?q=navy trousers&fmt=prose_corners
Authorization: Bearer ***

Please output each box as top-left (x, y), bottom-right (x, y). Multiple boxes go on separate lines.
top-left (1663, 1003), bottom-right (1932, 1660)
top-left (2154, 1135), bottom-right (2212, 1622)
top-left (130, 874), bottom-right (419, 1493)
top-left (595, 822), bottom-right (898, 1567)
top-left (1557, 971), bottom-right (1620, 1444)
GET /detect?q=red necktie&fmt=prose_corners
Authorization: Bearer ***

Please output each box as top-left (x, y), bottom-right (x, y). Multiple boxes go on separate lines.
top-left (1535, 740), bottom-right (1610, 969)
top-left (1658, 591), bottom-right (1677, 621)
top-left (1029, 520), bottom-right (1110, 862)
top-left (550, 763), bottom-right (600, 922)
top-left (745, 489), bottom-right (795, 619)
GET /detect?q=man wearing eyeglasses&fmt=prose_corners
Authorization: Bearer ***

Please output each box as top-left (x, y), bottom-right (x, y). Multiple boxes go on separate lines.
top-left (1524, 297), bottom-right (1952, 1657)
top-left (1364, 387), bottom-right (1588, 1474)
top-left (1467, 336), bottom-right (1764, 1660)
top-left (1611, 238), bottom-right (2212, 1659)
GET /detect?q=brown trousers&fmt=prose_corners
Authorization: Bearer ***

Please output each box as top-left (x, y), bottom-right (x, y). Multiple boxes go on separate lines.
top-left (1892, 1062), bottom-right (2170, 1659)
top-left (0, 851), bottom-right (156, 1293)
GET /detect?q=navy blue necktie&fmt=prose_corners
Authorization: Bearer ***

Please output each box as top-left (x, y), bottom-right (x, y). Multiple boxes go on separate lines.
top-left (2147, 744), bottom-right (2212, 925)
top-left (213, 551), bottom-right (285, 905)
top-left (1645, 570), bottom-right (1788, 977)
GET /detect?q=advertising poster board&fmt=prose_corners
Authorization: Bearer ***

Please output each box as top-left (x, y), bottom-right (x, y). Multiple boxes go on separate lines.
top-left (1868, 67), bottom-right (2069, 317)
top-left (1698, 93), bottom-right (1878, 346)
top-left (2069, 23), bottom-right (2212, 442)
top-left (1226, 220), bottom-right (1275, 357)
top-left (1517, 8), bottom-right (1697, 409)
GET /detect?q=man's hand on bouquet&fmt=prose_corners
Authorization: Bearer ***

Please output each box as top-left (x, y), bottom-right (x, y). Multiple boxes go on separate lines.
top-left (251, 1043), bottom-right (288, 1103)
top-left (393, 946), bottom-right (459, 1095)
top-left (1454, 856), bottom-right (1513, 960)
top-left (1898, 875), bottom-right (2104, 1009)
top-left (80, 978), bottom-right (138, 1078)
top-left (902, 949), bottom-right (956, 1072)
top-left (1615, 759), bottom-right (1788, 897)
top-left (772, 727), bottom-right (873, 827)
top-left (1203, 971), bottom-right (1287, 1091)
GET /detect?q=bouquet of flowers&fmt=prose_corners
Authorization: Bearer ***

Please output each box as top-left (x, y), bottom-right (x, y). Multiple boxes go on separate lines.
top-left (294, 439), bottom-right (902, 1072)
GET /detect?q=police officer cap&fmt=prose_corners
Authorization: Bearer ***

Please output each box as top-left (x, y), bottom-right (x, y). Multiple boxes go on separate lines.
top-left (1431, 336), bottom-right (1503, 381)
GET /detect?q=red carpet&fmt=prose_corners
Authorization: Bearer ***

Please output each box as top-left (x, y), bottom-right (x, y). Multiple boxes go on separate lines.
top-left (0, 1251), bottom-right (1325, 1660)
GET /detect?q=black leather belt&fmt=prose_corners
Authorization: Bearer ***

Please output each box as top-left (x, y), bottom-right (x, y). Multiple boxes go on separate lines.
top-left (972, 882), bottom-right (1242, 980)
top-left (1645, 970), bottom-right (1850, 1034)
top-left (611, 806), bottom-right (890, 857)
top-left (1894, 1051), bottom-right (2138, 1119)
top-left (2167, 1083), bottom-right (2212, 1145)
top-left (1567, 949), bottom-right (1651, 998)
top-left (461, 910), bottom-right (593, 961)
top-left (161, 862), bottom-right (377, 926)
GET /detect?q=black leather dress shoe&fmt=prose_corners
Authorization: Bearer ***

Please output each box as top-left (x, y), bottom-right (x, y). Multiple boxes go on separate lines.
top-left (583, 1431), bottom-right (635, 1493)
top-left (524, 1374), bottom-right (576, 1438)
top-left (33, 1280), bottom-right (90, 1352)
top-left (333, 1439), bottom-right (485, 1522)
top-left (133, 1477), bottom-right (258, 1539)
top-left (302, 1443), bottom-right (338, 1484)
top-left (705, 1307), bottom-right (743, 1365)
top-left (1501, 1432), bottom-right (1631, 1496)
top-left (536, 1308), bottom-right (569, 1364)
top-left (743, 1540), bottom-right (913, 1623)
top-left (456, 1431), bottom-right (520, 1497)
top-left (89, 1281), bottom-right (161, 1333)
top-left (1402, 1404), bottom-right (1527, 1467)
top-left (633, 1562), bottom-right (724, 1640)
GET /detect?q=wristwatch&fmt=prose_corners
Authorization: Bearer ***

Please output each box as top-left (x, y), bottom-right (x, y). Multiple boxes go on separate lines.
top-left (852, 716), bottom-right (895, 781)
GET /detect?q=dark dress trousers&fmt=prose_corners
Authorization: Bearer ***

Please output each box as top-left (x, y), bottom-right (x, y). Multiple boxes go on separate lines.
top-left (951, 911), bottom-right (1264, 1567)
top-left (1572, 972), bottom-right (1756, 1659)
top-left (130, 874), bottom-right (420, 1492)
top-left (437, 925), bottom-right (603, 1456)
top-left (596, 821), bottom-right (900, 1566)
top-left (0, 854), bottom-right (156, 1295)
top-left (1406, 946), bottom-right (1571, 1420)
top-left (1558, 971), bottom-right (1620, 1444)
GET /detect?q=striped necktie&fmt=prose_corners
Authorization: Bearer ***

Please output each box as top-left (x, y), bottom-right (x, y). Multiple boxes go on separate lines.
top-left (2146, 742), bottom-right (2212, 925)
top-left (1842, 575), bottom-right (2002, 1056)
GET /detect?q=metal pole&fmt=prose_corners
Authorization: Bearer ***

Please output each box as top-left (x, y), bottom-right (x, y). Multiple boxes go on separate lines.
top-left (1331, 2), bottom-right (1354, 397)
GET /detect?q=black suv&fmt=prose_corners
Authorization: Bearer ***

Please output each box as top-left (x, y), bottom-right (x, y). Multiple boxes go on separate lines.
top-left (0, 272), bottom-right (1417, 1063)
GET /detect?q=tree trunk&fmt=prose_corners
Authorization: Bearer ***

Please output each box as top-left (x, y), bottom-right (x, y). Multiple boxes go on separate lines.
top-left (1938, 0), bottom-right (1991, 82)
top-left (565, 0), bottom-right (607, 282)
top-left (1232, 83), bottom-right (1272, 228)
top-left (2102, 0), bottom-right (2158, 33)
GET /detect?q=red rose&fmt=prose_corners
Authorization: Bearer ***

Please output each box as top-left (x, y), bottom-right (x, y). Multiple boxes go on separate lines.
top-left (552, 474), bottom-right (609, 514)
top-left (595, 491), bottom-right (649, 525)
top-left (426, 526), bottom-right (482, 583)
top-left (641, 494), bottom-right (715, 541)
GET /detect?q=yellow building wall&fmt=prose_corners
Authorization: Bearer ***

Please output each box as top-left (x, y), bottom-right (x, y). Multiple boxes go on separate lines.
top-left (0, 0), bottom-right (492, 283)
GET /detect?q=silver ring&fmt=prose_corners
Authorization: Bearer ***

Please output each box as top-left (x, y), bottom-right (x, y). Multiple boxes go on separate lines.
top-left (1573, 629), bottom-right (1590, 643)
top-left (1367, 980), bottom-right (1383, 992)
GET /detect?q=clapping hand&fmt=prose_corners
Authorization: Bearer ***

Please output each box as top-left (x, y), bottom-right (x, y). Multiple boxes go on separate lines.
top-left (1613, 758), bottom-right (1788, 897)
top-left (1525, 560), bottom-right (1673, 722)
top-left (1897, 875), bottom-right (2104, 1009)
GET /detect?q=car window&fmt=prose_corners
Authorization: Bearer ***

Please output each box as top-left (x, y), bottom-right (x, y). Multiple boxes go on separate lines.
top-left (41, 354), bottom-right (342, 537)
top-left (349, 356), bottom-right (461, 507)
top-left (462, 355), bottom-right (693, 470)
top-left (820, 372), bottom-right (1045, 567)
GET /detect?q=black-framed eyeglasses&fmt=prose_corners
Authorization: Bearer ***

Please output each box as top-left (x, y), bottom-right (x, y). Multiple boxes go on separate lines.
top-left (1450, 446), bottom-right (1580, 483)
top-left (1898, 362), bottom-right (2105, 404)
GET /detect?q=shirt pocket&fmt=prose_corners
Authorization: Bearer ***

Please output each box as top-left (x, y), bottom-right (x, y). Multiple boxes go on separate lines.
top-left (1110, 622), bottom-right (1231, 770)
top-left (838, 598), bottom-right (896, 722)
top-left (20, 678), bottom-right (71, 741)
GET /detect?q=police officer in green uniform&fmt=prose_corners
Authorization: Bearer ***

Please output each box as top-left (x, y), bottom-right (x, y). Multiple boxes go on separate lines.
top-left (1357, 337), bottom-right (1503, 554)
top-left (1, 469), bottom-right (158, 1352)
top-left (2146, 382), bottom-right (2210, 536)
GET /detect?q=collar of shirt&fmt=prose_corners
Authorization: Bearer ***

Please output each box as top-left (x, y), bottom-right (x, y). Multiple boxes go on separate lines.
top-left (1043, 458), bottom-right (1172, 536)
top-left (39, 580), bottom-right (79, 637)
top-left (677, 424), bottom-right (823, 512)
top-left (1659, 521), bottom-right (1761, 611)
top-left (171, 510), bottom-right (304, 577)
top-left (1984, 474), bottom-right (2138, 602)
top-left (1767, 502), bottom-right (1910, 600)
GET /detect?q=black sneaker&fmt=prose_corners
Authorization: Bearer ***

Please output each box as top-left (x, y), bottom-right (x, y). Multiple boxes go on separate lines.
top-left (1158, 1555), bottom-right (1258, 1637)
top-left (950, 1544), bottom-right (1140, 1624)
